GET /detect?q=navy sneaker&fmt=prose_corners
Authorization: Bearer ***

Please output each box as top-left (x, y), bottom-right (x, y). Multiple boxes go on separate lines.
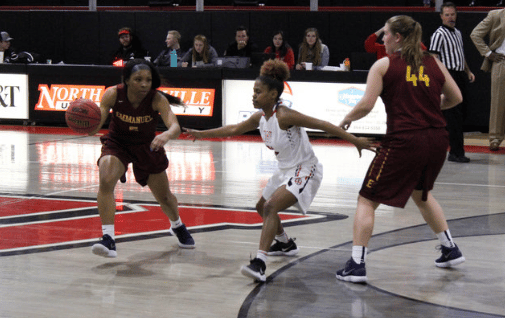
top-left (336, 258), bottom-right (367, 283)
top-left (435, 244), bottom-right (465, 268)
top-left (169, 224), bottom-right (195, 249)
top-left (267, 238), bottom-right (299, 256)
top-left (91, 234), bottom-right (117, 258)
top-left (240, 258), bottom-right (266, 282)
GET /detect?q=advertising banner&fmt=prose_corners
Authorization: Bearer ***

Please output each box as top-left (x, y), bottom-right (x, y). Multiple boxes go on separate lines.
top-left (223, 80), bottom-right (386, 135)
top-left (35, 84), bottom-right (215, 117)
top-left (0, 74), bottom-right (29, 120)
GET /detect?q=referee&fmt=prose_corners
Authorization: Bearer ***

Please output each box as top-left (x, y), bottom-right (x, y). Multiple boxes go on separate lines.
top-left (429, 2), bottom-right (475, 163)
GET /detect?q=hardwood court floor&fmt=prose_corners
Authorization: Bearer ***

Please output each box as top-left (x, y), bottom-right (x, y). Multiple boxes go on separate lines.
top-left (0, 126), bottom-right (504, 318)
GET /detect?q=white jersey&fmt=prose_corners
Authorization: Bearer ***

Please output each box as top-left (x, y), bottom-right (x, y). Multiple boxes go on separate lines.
top-left (259, 105), bottom-right (317, 169)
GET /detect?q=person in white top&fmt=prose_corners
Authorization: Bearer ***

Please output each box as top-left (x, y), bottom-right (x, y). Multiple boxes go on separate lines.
top-left (184, 59), bottom-right (374, 283)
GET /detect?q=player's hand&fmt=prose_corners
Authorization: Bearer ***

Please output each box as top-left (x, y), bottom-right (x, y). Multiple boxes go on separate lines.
top-left (182, 127), bottom-right (203, 142)
top-left (339, 118), bottom-right (352, 130)
top-left (354, 137), bottom-right (378, 157)
top-left (150, 134), bottom-right (169, 152)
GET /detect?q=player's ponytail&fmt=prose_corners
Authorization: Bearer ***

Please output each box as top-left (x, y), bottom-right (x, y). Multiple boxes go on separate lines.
top-left (387, 15), bottom-right (425, 70)
top-left (160, 91), bottom-right (184, 106)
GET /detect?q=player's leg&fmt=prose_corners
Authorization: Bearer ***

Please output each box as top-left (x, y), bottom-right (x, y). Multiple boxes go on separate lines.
top-left (147, 171), bottom-right (195, 249)
top-left (241, 186), bottom-right (297, 282)
top-left (411, 190), bottom-right (465, 267)
top-left (336, 195), bottom-right (379, 283)
top-left (256, 197), bottom-right (297, 256)
top-left (92, 155), bottom-right (125, 257)
top-left (259, 186), bottom-right (297, 253)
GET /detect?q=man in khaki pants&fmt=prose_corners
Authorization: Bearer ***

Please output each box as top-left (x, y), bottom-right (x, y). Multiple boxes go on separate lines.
top-left (471, 9), bottom-right (505, 151)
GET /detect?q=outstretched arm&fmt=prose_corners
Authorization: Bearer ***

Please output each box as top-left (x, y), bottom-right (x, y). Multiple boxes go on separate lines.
top-left (339, 57), bottom-right (386, 130)
top-left (183, 111), bottom-right (262, 141)
top-left (277, 107), bottom-right (375, 157)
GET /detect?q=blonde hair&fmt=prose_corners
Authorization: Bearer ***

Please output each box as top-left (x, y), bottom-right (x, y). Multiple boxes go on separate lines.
top-left (168, 30), bottom-right (181, 42)
top-left (297, 28), bottom-right (322, 66)
top-left (386, 15), bottom-right (425, 70)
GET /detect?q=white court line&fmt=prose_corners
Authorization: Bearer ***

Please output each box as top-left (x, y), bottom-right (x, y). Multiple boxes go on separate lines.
top-left (437, 182), bottom-right (505, 188)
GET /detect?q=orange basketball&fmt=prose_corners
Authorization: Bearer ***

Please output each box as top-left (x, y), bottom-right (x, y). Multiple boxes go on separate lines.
top-left (65, 98), bottom-right (101, 134)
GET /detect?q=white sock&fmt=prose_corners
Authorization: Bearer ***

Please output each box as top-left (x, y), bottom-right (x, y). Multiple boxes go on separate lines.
top-left (170, 217), bottom-right (183, 229)
top-left (352, 245), bottom-right (367, 264)
top-left (102, 224), bottom-right (115, 240)
top-left (256, 250), bottom-right (268, 263)
top-left (436, 229), bottom-right (455, 248)
top-left (275, 231), bottom-right (289, 243)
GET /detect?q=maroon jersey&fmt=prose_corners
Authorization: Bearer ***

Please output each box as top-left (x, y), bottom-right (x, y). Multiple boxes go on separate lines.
top-left (381, 52), bottom-right (447, 135)
top-left (107, 84), bottom-right (160, 145)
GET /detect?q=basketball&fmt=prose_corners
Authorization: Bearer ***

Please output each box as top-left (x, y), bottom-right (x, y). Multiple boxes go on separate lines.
top-left (65, 98), bottom-right (101, 134)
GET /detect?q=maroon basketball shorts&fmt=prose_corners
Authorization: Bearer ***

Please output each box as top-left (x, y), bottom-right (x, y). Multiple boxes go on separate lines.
top-left (359, 128), bottom-right (449, 208)
top-left (98, 135), bottom-right (169, 186)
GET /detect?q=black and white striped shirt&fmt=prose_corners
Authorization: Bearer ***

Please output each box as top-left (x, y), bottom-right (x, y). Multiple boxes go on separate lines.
top-left (429, 25), bottom-right (466, 71)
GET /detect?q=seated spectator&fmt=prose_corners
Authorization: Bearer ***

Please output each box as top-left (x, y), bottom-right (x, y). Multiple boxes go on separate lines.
top-left (154, 30), bottom-right (184, 67)
top-left (224, 26), bottom-right (258, 57)
top-left (180, 35), bottom-right (218, 68)
top-left (295, 28), bottom-right (329, 70)
top-left (111, 27), bottom-right (150, 66)
top-left (365, 27), bottom-right (427, 60)
top-left (0, 31), bottom-right (18, 63)
top-left (264, 30), bottom-right (295, 69)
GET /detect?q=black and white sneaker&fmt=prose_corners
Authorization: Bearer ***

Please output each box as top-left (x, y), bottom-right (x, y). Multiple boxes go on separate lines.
top-left (91, 234), bottom-right (117, 258)
top-left (336, 258), bottom-right (367, 283)
top-left (435, 244), bottom-right (465, 268)
top-left (267, 238), bottom-right (299, 256)
top-left (240, 258), bottom-right (266, 282)
top-left (169, 224), bottom-right (195, 249)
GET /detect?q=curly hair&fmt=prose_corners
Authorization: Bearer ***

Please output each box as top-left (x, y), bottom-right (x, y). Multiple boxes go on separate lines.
top-left (258, 59), bottom-right (290, 101)
top-left (259, 59), bottom-right (290, 82)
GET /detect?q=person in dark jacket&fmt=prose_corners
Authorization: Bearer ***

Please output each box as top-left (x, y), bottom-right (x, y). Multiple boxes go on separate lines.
top-left (224, 26), bottom-right (257, 57)
top-left (111, 27), bottom-right (150, 66)
top-left (0, 31), bottom-right (18, 63)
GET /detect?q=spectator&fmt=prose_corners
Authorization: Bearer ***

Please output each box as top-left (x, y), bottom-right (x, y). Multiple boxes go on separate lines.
top-left (0, 31), bottom-right (17, 63)
top-left (154, 30), bottom-right (184, 67)
top-left (295, 28), bottom-right (329, 70)
top-left (365, 27), bottom-right (428, 60)
top-left (181, 35), bottom-right (218, 68)
top-left (471, 8), bottom-right (505, 151)
top-left (111, 27), bottom-right (150, 66)
top-left (264, 30), bottom-right (295, 70)
top-left (429, 2), bottom-right (475, 163)
top-left (224, 26), bottom-right (258, 57)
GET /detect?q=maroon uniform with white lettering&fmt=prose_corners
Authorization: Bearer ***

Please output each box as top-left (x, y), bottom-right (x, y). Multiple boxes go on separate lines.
top-left (359, 52), bottom-right (449, 207)
top-left (98, 84), bottom-right (169, 186)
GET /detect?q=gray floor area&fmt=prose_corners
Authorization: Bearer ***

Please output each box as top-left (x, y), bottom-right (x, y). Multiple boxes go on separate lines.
top-left (0, 128), bottom-right (504, 317)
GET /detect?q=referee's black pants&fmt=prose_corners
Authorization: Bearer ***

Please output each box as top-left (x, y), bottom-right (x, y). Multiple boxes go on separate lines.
top-left (443, 70), bottom-right (468, 157)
